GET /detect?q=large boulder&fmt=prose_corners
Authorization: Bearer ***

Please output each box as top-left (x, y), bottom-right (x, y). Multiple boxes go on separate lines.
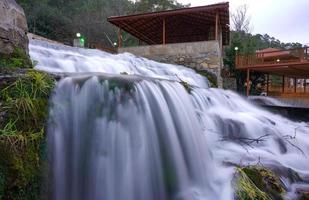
top-left (0, 0), bottom-right (29, 56)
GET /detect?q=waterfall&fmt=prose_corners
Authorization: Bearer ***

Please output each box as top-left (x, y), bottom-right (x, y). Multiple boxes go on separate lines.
top-left (30, 40), bottom-right (309, 200)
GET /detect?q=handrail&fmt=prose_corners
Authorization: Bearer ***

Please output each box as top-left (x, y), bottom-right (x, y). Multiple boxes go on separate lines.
top-left (236, 47), bottom-right (309, 69)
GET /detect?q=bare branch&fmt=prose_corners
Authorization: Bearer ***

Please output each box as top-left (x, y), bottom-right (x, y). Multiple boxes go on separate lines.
top-left (282, 126), bottom-right (307, 156)
top-left (231, 4), bottom-right (252, 33)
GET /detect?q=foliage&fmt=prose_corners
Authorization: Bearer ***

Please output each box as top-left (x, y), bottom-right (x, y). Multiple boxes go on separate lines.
top-left (132, 0), bottom-right (189, 13)
top-left (0, 48), bottom-right (33, 68)
top-left (17, 0), bottom-right (186, 47)
top-left (0, 70), bottom-right (55, 199)
top-left (1, 71), bottom-right (54, 132)
top-left (235, 165), bottom-right (285, 200)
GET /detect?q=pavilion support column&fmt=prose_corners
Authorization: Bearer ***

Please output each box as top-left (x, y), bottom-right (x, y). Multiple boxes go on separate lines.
top-left (118, 28), bottom-right (122, 48)
top-left (282, 76), bottom-right (285, 93)
top-left (215, 11), bottom-right (219, 41)
top-left (266, 74), bottom-right (269, 96)
top-left (294, 78), bottom-right (297, 93)
top-left (162, 18), bottom-right (166, 45)
top-left (304, 79), bottom-right (307, 93)
top-left (246, 68), bottom-right (250, 96)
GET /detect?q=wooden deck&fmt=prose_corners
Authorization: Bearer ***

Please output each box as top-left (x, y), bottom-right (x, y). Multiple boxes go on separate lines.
top-left (236, 47), bottom-right (309, 77)
top-left (235, 47), bottom-right (309, 96)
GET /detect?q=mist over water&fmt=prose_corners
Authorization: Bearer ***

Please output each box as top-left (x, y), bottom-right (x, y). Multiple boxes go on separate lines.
top-left (30, 40), bottom-right (309, 200)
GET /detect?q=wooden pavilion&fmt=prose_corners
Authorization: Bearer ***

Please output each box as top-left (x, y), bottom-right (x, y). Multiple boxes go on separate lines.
top-left (107, 2), bottom-right (230, 47)
top-left (236, 47), bottom-right (309, 98)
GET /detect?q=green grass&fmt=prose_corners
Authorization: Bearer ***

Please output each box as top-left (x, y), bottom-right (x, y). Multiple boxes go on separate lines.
top-left (235, 166), bottom-right (285, 200)
top-left (0, 70), bottom-right (55, 199)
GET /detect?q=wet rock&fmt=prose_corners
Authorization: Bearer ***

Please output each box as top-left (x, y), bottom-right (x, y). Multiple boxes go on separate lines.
top-left (297, 189), bottom-right (309, 200)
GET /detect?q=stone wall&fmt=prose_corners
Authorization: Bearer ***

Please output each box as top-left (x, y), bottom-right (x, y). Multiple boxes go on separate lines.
top-left (118, 41), bottom-right (223, 87)
top-left (0, 0), bottom-right (29, 55)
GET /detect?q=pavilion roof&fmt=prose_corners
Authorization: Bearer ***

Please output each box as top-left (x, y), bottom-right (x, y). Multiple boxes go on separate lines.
top-left (107, 2), bottom-right (230, 45)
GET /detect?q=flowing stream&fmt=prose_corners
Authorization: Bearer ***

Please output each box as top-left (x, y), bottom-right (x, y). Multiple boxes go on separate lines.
top-left (30, 40), bottom-right (309, 200)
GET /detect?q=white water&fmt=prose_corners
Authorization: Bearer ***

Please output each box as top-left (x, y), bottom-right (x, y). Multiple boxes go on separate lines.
top-left (30, 40), bottom-right (309, 200)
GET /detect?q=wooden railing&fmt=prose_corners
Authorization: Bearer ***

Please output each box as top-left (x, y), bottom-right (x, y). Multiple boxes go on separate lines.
top-left (236, 47), bottom-right (309, 69)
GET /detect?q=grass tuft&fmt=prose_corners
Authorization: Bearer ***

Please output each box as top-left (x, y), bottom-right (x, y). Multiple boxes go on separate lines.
top-left (0, 70), bottom-right (55, 199)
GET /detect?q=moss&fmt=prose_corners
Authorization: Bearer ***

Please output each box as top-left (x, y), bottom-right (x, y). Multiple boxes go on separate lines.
top-left (193, 69), bottom-right (218, 88)
top-left (0, 48), bottom-right (33, 69)
top-left (180, 80), bottom-right (192, 93)
top-left (107, 79), bottom-right (135, 93)
top-left (235, 167), bottom-right (270, 200)
top-left (0, 70), bottom-right (55, 199)
top-left (235, 166), bottom-right (286, 200)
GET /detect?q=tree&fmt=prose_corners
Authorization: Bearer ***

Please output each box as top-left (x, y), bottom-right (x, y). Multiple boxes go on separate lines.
top-left (231, 5), bottom-right (251, 34)
top-left (132, 0), bottom-right (188, 13)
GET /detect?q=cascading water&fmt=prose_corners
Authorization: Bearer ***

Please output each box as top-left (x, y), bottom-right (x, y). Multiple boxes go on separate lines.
top-left (30, 39), bottom-right (309, 200)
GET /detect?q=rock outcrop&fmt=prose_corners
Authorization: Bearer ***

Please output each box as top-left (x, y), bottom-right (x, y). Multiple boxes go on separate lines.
top-left (0, 0), bottom-right (29, 56)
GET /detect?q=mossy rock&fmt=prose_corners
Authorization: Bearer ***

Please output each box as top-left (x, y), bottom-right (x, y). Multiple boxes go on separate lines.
top-left (0, 48), bottom-right (33, 69)
top-left (235, 165), bottom-right (285, 200)
top-left (180, 80), bottom-right (192, 93)
top-left (0, 69), bottom-right (55, 199)
top-left (0, 136), bottom-right (43, 200)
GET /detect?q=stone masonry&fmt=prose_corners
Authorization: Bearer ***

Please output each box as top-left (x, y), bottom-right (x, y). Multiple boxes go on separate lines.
top-left (118, 40), bottom-right (223, 87)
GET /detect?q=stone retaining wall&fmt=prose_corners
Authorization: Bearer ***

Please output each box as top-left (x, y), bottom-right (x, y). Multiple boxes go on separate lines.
top-left (118, 40), bottom-right (223, 87)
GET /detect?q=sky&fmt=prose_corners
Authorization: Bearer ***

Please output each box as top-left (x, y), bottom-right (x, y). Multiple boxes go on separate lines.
top-left (177, 0), bottom-right (309, 45)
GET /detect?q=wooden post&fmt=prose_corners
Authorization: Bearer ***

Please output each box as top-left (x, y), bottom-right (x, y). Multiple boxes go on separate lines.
top-left (118, 28), bottom-right (122, 48)
top-left (266, 74), bottom-right (269, 95)
top-left (282, 76), bottom-right (285, 93)
top-left (294, 78), bottom-right (297, 93)
top-left (304, 79), bottom-right (307, 93)
top-left (215, 11), bottom-right (219, 41)
top-left (246, 68), bottom-right (250, 96)
top-left (162, 18), bottom-right (166, 44)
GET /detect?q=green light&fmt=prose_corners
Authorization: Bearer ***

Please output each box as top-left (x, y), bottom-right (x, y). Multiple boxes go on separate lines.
top-left (79, 37), bottom-right (85, 46)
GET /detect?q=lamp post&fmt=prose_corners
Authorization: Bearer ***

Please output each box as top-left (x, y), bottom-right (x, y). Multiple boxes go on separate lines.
top-left (74, 33), bottom-right (85, 48)
top-left (234, 46), bottom-right (239, 67)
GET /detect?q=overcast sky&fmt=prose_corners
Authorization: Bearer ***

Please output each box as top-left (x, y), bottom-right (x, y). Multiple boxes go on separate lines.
top-left (177, 0), bottom-right (309, 45)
